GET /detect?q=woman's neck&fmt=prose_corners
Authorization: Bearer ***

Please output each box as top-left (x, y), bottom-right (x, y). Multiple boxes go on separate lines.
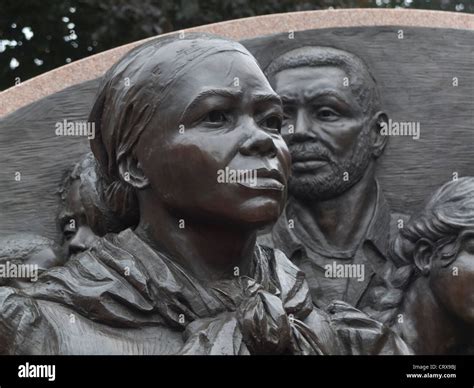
top-left (135, 196), bottom-right (256, 283)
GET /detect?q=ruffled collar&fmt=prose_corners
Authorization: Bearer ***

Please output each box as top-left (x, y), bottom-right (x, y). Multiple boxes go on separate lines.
top-left (25, 228), bottom-right (311, 330)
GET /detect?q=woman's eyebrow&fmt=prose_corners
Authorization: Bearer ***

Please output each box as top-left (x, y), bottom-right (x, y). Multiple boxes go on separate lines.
top-left (251, 92), bottom-right (282, 106)
top-left (180, 88), bottom-right (243, 121)
top-left (280, 95), bottom-right (298, 106)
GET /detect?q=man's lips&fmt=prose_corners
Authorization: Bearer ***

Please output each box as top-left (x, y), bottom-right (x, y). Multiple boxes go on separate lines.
top-left (291, 157), bottom-right (328, 172)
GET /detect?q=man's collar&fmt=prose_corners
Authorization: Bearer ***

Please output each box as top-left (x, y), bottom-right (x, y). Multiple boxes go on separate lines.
top-left (364, 180), bottom-right (391, 258)
top-left (273, 180), bottom-right (392, 260)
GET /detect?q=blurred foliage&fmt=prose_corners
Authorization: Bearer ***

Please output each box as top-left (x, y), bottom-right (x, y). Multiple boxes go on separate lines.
top-left (0, 0), bottom-right (472, 90)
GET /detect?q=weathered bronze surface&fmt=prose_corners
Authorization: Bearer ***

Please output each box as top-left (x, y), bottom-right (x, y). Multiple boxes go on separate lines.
top-left (0, 25), bottom-right (472, 355)
top-left (0, 33), bottom-right (411, 355)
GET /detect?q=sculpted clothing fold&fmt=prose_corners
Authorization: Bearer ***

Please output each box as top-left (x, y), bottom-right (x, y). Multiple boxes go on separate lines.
top-left (0, 229), bottom-right (409, 355)
top-left (260, 182), bottom-right (408, 311)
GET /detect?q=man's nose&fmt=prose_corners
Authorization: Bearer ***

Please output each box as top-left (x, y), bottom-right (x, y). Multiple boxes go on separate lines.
top-left (68, 226), bottom-right (95, 255)
top-left (285, 109), bottom-right (318, 145)
top-left (295, 109), bottom-right (316, 136)
top-left (240, 124), bottom-right (277, 158)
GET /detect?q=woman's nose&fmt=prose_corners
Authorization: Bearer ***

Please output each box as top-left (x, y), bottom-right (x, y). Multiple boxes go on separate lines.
top-left (240, 126), bottom-right (277, 158)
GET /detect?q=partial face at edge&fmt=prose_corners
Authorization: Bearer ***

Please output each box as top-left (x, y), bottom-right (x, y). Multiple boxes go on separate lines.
top-left (272, 65), bottom-right (375, 201)
top-left (430, 234), bottom-right (474, 326)
top-left (134, 50), bottom-right (291, 228)
top-left (59, 180), bottom-right (98, 260)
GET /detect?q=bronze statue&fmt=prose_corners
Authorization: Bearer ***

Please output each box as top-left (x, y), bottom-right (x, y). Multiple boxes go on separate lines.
top-left (0, 234), bottom-right (62, 288)
top-left (384, 177), bottom-right (474, 354)
top-left (57, 153), bottom-right (100, 259)
top-left (57, 152), bottom-right (131, 260)
top-left (260, 46), bottom-right (405, 312)
top-left (0, 34), bottom-right (408, 355)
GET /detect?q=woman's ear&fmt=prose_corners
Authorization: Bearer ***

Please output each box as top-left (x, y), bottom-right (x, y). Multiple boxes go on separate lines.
top-left (371, 111), bottom-right (389, 158)
top-left (414, 238), bottom-right (434, 276)
top-left (118, 155), bottom-right (149, 189)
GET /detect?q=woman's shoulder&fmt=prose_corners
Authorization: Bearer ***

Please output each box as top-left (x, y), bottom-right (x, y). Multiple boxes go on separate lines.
top-left (0, 285), bottom-right (184, 355)
top-left (0, 286), bottom-right (59, 354)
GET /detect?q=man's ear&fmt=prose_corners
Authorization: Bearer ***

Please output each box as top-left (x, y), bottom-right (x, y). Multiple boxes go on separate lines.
top-left (118, 155), bottom-right (149, 189)
top-left (370, 111), bottom-right (388, 159)
top-left (413, 238), bottom-right (434, 276)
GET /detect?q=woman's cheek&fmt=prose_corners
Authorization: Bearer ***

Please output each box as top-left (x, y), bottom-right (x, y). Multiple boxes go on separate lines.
top-left (276, 139), bottom-right (292, 178)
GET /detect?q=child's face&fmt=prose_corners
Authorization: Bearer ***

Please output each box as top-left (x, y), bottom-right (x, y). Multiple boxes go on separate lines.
top-left (59, 180), bottom-right (97, 259)
top-left (430, 232), bottom-right (474, 325)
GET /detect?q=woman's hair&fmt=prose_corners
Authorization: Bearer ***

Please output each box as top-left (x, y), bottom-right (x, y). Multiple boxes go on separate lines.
top-left (367, 177), bottom-right (474, 324)
top-left (88, 32), bottom-right (256, 225)
top-left (58, 152), bottom-right (130, 236)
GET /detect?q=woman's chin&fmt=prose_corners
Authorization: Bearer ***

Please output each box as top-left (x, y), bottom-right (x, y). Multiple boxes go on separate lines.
top-left (237, 198), bottom-right (283, 226)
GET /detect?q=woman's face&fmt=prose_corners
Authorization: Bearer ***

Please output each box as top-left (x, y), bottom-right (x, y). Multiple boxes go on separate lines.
top-left (135, 50), bottom-right (291, 228)
top-left (430, 233), bottom-right (474, 325)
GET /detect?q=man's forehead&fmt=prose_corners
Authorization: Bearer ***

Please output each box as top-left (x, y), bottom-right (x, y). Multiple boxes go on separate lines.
top-left (273, 66), bottom-right (355, 104)
top-left (274, 66), bottom-right (348, 93)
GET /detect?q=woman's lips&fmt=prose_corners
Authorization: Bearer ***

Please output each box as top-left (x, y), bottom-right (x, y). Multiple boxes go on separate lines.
top-left (238, 177), bottom-right (285, 191)
top-left (237, 168), bottom-right (286, 191)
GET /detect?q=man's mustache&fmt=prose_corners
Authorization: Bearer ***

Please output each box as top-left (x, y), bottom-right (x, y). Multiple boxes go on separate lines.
top-left (289, 142), bottom-right (333, 163)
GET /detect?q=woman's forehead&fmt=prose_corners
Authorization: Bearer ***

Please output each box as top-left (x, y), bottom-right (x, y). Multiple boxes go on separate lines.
top-left (174, 52), bottom-right (272, 95)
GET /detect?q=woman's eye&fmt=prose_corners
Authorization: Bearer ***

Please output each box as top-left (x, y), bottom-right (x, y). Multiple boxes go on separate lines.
top-left (262, 115), bottom-right (282, 132)
top-left (316, 107), bottom-right (340, 121)
top-left (283, 107), bottom-right (296, 121)
top-left (203, 110), bottom-right (228, 124)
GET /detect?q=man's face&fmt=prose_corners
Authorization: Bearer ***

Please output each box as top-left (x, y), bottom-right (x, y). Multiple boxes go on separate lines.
top-left (272, 66), bottom-right (373, 201)
top-left (135, 51), bottom-right (291, 228)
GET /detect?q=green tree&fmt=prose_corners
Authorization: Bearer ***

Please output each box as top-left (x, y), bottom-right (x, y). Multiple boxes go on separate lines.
top-left (0, 0), bottom-right (471, 91)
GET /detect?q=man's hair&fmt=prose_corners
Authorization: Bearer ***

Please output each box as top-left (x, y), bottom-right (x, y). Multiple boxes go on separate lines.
top-left (265, 46), bottom-right (381, 115)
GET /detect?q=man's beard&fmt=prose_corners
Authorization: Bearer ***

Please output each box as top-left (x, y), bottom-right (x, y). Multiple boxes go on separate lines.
top-left (288, 131), bottom-right (372, 202)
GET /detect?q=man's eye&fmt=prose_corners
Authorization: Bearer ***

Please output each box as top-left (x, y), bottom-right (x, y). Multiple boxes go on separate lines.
top-left (203, 110), bottom-right (228, 124)
top-left (316, 107), bottom-right (340, 121)
top-left (262, 115), bottom-right (282, 132)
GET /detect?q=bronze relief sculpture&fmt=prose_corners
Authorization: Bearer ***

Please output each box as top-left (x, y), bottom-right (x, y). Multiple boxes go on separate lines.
top-left (259, 46), bottom-right (403, 311)
top-left (0, 23), bottom-right (472, 357)
top-left (0, 34), bottom-right (409, 355)
top-left (386, 177), bottom-right (474, 354)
